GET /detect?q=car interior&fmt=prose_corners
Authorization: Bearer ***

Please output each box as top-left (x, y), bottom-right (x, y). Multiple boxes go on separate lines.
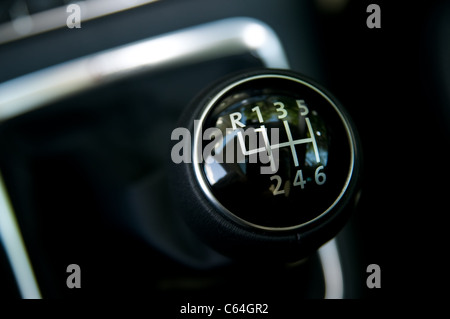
top-left (0, 0), bottom-right (448, 306)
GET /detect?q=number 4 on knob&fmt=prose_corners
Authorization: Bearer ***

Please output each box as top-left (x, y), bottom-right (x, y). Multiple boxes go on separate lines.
top-left (293, 170), bottom-right (306, 189)
top-left (293, 166), bottom-right (326, 191)
top-left (294, 166), bottom-right (327, 189)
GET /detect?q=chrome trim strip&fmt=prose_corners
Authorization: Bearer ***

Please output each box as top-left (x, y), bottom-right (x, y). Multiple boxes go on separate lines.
top-left (0, 174), bottom-right (41, 299)
top-left (319, 239), bottom-right (344, 299)
top-left (0, 0), bottom-right (161, 45)
top-left (0, 17), bottom-right (289, 122)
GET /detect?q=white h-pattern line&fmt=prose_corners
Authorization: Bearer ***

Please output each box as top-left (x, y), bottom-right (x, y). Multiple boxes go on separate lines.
top-left (234, 115), bottom-right (321, 171)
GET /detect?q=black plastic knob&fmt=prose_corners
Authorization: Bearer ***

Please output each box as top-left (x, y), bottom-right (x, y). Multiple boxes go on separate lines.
top-left (172, 69), bottom-right (361, 262)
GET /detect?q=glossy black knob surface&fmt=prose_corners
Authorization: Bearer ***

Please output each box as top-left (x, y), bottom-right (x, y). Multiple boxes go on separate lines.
top-left (196, 74), bottom-right (355, 230)
top-left (174, 69), bottom-right (361, 261)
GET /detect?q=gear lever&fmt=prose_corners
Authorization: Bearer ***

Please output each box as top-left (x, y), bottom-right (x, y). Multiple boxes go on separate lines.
top-left (172, 69), bottom-right (361, 262)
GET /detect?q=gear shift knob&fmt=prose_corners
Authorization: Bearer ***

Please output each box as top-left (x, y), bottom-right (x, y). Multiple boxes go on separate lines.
top-left (172, 69), bottom-right (361, 262)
